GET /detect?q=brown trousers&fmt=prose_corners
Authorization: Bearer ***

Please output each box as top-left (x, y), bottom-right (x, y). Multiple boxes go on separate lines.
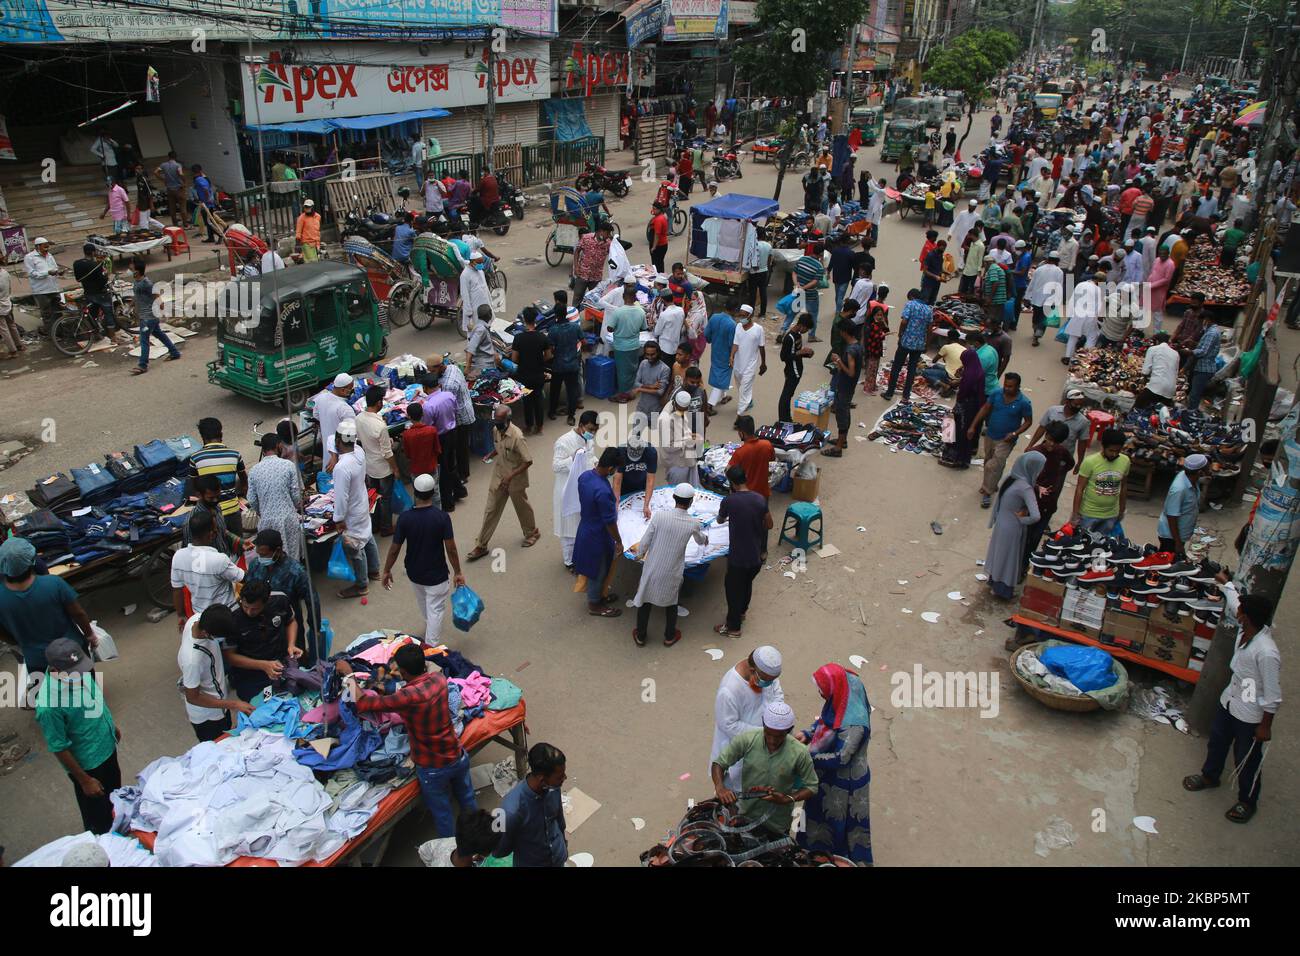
top-left (474, 483), bottom-right (537, 550)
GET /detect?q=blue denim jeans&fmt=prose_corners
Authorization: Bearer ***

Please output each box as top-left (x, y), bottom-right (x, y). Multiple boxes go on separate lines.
top-left (417, 751), bottom-right (477, 837)
top-left (586, 551), bottom-right (612, 604)
top-left (1076, 516), bottom-right (1119, 536)
top-left (138, 319), bottom-right (180, 368)
top-left (834, 282), bottom-right (849, 312)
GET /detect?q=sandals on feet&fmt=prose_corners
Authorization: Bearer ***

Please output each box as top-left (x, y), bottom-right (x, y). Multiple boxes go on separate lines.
top-left (1182, 774), bottom-right (1220, 792)
top-left (466, 547), bottom-right (490, 562)
top-left (632, 628), bottom-right (646, 647)
top-left (522, 530), bottom-right (541, 548)
top-left (589, 604), bottom-right (622, 618)
top-left (1225, 801), bottom-right (1255, 823)
top-left (713, 623), bottom-right (741, 638)
top-left (664, 629), bottom-right (682, 647)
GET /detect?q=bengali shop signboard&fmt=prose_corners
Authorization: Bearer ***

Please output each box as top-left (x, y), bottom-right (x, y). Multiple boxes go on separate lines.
top-left (661, 0), bottom-right (728, 42)
top-left (0, 0), bottom-right (556, 43)
top-left (241, 41), bottom-right (550, 124)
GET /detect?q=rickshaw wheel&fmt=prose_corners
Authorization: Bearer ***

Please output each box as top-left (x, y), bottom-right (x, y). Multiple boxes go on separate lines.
top-left (410, 297), bottom-right (434, 330)
top-left (145, 544), bottom-right (177, 609)
top-left (792, 152), bottom-right (809, 169)
top-left (898, 203), bottom-right (911, 220)
top-left (378, 336), bottom-right (389, 358)
top-left (387, 282), bottom-right (414, 327)
top-left (545, 233), bottom-right (565, 267)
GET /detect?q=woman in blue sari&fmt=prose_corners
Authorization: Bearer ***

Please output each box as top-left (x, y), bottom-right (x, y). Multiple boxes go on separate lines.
top-left (797, 662), bottom-right (872, 864)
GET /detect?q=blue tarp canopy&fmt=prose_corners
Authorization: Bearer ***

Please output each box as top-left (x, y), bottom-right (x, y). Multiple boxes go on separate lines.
top-left (247, 108), bottom-right (450, 135)
top-left (690, 194), bottom-right (779, 221)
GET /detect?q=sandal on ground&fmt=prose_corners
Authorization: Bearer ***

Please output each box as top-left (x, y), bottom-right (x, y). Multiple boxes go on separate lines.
top-left (522, 530), bottom-right (541, 548)
top-left (1182, 773), bottom-right (1220, 792)
top-left (466, 547), bottom-right (490, 561)
top-left (664, 629), bottom-right (682, 647)
top-left (822, 446), bottom-right (843, 457)
top-left (165, 352), bottom-right (182, 361)
top-left (632, 628), bottom-right (646, 647)
top-left (1225, 801), bottom-right (1255, 823)
top-left (337, 585), bottom-right (367, 599)
top-left (713, 623), bottom-right (741, 638)
top-left (130, 367), bottom-right (148, 375)
top-left (588, 604), bottom-right (622, 617)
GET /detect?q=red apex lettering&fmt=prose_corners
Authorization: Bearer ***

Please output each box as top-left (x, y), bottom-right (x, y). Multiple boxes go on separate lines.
top-left (261, 60), bottom-right (358, 114)
top-left (565, 43), bottom-right (629, 97)
top-left (478, 49), bottom-right (539, 97)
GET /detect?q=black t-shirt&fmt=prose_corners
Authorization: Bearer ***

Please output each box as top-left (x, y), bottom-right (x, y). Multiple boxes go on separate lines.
top-left (833, 341), bottom-right (865, 393)
top-left (829, 245), bottom-right (856, 285)
top-left (618, 446), bottom-right (659, 495)
top-left (73, 257), bottom-right (109, 296)
top-left (780, 329), bottom-right (804, 378)
top-left (852, 251), bottom-right (876, 276)
top-left (230, 594), bottom-right (293, 662)
top-left (511, 329), bottom-right (550, 386)
top-left (719, 490), bottom-right (769, 568)
top-left (393, 505), bottom-right (454, 587)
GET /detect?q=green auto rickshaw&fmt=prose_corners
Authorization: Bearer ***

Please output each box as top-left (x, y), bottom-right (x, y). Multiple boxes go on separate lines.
top-left (850, 105), bottom-right (885, 145)
top-left (207, 260), bottom-right (388, 410)
top-left (880, 118), bottom-right (929, 163)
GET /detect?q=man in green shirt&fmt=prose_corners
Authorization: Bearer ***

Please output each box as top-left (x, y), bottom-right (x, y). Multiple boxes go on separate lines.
top-left (969, 330), bottom-right (1000, 397)
top-left (711, 700), bottom-right (816, 835)
top-left (1069, 428), bottom-right (1131, 535)
top-left (35, 638), bottom-right (121, 835)
top-left (1220, 218), bottom-right (1247, 266)
top-left (607, 281), bottom-right (648, 398)
top-left (983, 255), bottom-right (1008, 327)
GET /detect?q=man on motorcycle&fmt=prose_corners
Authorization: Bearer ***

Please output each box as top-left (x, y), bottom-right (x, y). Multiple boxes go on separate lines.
top-left (445, 174), bottom-right (472, 224)
top-left (469, 168), bottom-right (500, 226)
top-left (392, 212), bottom-right (417, 265)
top-left (72, 243), bottom-right (129, 343)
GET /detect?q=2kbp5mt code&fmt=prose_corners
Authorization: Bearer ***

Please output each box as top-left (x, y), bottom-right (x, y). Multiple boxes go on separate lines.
top-left (1169, 893), bottom-right (1252, 905)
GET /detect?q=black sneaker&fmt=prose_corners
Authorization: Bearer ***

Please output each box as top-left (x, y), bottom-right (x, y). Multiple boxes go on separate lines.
top-left (1028, 550), bottom-right (1062, 569)
top-left (1131, 574), bottom-right (1170, 596)
top-left (1164, 582), bottom-right (1199, 603)
top-left (1188, 559), bottom-right (1222, 584)
top-left (1108, 541), bottom-right (1144, 564)
top-left (1159, 559), bottom-right (1200, 577)
top-left (1054, 560), bottom-right (1085, 579)
top-left (1047, 531), bottom-right (1088, 553)
top-left (1193, 608), bottom-right (1224, 625)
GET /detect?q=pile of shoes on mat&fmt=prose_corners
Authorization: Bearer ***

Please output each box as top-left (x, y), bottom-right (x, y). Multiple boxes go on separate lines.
top-left (639, 799), bottom-right (862, 868)
top-left (1066, 341), bottom-right (1155, 395)
top-left (867, 400), bottom-right (947, 455)
top-left (933, 296), bottom-right (986, 333)
top-left (1120, 408), bottom-right (1249, 475)
top-left (1028, 527), bottom-right (1228, 628)
top-left (1174, 236), bottom-right (1252, 306)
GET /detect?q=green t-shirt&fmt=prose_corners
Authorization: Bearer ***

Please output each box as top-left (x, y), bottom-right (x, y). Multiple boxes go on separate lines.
top-left (977, 344), bottom-right (1000, 395)
top-left (1078, 451), bottom-right (1131, 519)
top-left (714, 729), bottom-right (816, 835)
top-left (1222, 227), bottom-right (1247, 252)
top-left (35, 673), bottom-right (117, 772)
top-left (607, 304), bottom-right (647, 352)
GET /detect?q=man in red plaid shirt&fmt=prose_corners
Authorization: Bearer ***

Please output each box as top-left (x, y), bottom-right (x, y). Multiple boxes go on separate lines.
top-left (338, 644), bottom-right (475, 836)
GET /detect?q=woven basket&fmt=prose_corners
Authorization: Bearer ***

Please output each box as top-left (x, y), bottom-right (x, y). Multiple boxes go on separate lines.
top-left (1009, 642), bottom-right (1102, 713)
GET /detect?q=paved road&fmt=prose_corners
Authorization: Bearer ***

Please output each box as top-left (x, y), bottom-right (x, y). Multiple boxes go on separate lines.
top-left (2, 105), bottom-right (1297, 867)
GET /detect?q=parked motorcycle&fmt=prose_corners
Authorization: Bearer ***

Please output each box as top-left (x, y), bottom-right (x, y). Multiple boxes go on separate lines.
top-left (574, 160), bottom-right (632, 198)
top-left (341, 198), bottom-right (398, 249)
top-left (713, 145), bottom-right (743, 181)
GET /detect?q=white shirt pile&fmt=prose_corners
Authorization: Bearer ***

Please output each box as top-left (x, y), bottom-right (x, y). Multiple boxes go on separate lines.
top-left (13, 831), bottom-right (157, 867)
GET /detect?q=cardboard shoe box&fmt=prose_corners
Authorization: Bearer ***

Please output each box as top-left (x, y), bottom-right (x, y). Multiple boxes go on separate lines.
top-left (1143, 621), bottom-right (1192, 669)
top-left (1059, 583), bottom-right (1107, 639)
top-left (1019, 577), bottom-right (1065, 627)
top-left (1189, 635), bottom-right (1213, 673)
top-left (792, 406), bottom-right (831, 431)
top-left (1100, 608), bottom-right (1149, 653)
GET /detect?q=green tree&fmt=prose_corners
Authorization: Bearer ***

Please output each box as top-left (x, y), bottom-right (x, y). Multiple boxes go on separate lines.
top-left (733, 0), bottom-right (871, 199)
top-left (924, 29), bottom-right (1021, 154)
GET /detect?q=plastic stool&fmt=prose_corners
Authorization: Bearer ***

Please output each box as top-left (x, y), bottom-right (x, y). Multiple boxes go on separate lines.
top-left (778, 501), bottom-right (824, 553)
top-left (163, 226), bottom-right (191, 258)
top-left (1086, 409), bottom-right (1114, 443)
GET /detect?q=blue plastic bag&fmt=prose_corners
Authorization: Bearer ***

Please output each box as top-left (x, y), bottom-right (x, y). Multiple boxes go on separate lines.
top-left (316, 471), bottom-right (334, 494)
top-left (1040, 645), bottom-right (1117, 693)
top-left (451, 584), bottom-right (485, 632)
top-left (775, 292), bottom-right (797, 320)
top-left (327, 538), bottom-right (355, 582)
top-left (1054, 328), bottom-right (1069, 344)
top-left (391, 480), bottom-right (414, 516)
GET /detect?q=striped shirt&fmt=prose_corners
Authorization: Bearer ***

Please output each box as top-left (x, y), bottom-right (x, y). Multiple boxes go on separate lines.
top-left (793, 255), bottom-right (824, 289)
top-left (440, 363), bottom-right (475, 426)
top-left (170, 544), bottom-right (243, 613)
top-left (188, 442), bottom-right (246, 517)
top-left (1192, 324), bottom-right (1222, 375)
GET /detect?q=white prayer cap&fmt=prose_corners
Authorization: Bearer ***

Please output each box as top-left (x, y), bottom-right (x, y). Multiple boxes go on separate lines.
top-left (968, 198), bottom-right (978, 206)
top-left (413, 474), bottom-right (437, 492)
top-left (1184, 454), bottom-right (1209, 471)
top-left (34, 237), bottom-right (50, 245)
top-left (673, 390), bottom-right (691, 409)
top-left (302, 199), bottom-right (315, 208)
top-left (752, 644), bottom-right (783, 676)
top-left (61, 843), bottom-right (110, 867)
top-left (470, 249), bottom-right (484, 260)
top-left (739, 304), bottom-right (754, 315)
top-left (763, 700), bottom-right (796, 731)
top-left (333, 373), bottom-right (354, 388)
top-left (335, 419), bottom-right (358, 443)
top-left (673, 482), bottom-right (695, 500)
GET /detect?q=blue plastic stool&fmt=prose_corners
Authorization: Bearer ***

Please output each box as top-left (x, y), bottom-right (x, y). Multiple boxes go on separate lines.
top-left (778, 501), bottom-right (824, 552)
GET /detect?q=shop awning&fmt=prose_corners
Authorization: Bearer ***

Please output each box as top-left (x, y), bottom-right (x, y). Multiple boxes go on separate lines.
top-left (691, 194), bottom-right (780, 221)
top-left (246, 108), bottom-right (450, 135)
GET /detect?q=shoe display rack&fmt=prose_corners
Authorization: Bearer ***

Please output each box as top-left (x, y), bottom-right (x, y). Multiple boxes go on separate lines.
top-left (1014, 529), bottom-right (1230, 684)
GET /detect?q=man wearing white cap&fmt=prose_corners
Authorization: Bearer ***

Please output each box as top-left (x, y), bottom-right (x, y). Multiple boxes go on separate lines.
top-left (1029, 389), bottom-right (1091, 471)
top-left (629, 482), bottom-right (708, 647)
top-left (295, 199), bottom-right (321, 261)
top-left (1025, 250), bottom-right (1064, 347)
top-left (711, 646), bottom-right (786, 791)
top-left (332, 418), bottom-right (380, 597)
top-left (729, 304), bottom-right (766, 415)
top-left (947, 199), bottom-right (979, 269)
top-left (381, 472), bottom-right (465, 645)
top-left (712, 699), bottom-right (815, 835)
top-left (1157, 454), bottom-right (1208, 559)
top-left (23, 237), bottom-right (65, 336)
top-left (1056, 224), bottom-right (1080, 275)
top-left (313, 372), bottom-right (358, 472)
top-left (459, 249), bottom-right (492, 335)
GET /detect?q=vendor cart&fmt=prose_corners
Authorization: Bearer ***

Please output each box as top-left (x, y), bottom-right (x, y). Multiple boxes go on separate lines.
top-left (688, 193), bottom-right (780, 296)
top-left (48, 524), bottom-right (183, 610)
top-left (341, 235), bottom-right (417, 329)
top-left (544, 187), bottom-right (619, 267)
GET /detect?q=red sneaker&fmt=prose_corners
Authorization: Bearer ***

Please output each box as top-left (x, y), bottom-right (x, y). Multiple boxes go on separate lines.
top-left (1078, 564), bottom-right (1116, 583)
top-left (1133, 551), bottom-right (1175, 571)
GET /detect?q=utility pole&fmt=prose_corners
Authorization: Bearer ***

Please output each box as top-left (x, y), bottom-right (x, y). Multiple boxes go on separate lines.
top-left (1029, 0), bottom-right (1044, 60)
top-left (844, 23), bottom-right (859, 126)
top-left (485, 42), bottom-right (497, 171)
top-left (1181, 14), bottom-right (1193, 74)
top-left (1237, 0), bottom-right (1257, 83)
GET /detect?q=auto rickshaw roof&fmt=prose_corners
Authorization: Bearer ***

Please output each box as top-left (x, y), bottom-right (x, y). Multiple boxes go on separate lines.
top-left (241, 260), bottom-right (370, 310)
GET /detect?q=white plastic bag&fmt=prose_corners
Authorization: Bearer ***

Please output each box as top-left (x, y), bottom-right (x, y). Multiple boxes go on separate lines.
top-left (90, 621), bottom-right (119, 663)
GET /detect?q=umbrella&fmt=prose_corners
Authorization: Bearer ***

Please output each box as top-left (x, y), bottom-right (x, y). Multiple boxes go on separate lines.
top-left (1234, 101), bottom-right (1267, 127)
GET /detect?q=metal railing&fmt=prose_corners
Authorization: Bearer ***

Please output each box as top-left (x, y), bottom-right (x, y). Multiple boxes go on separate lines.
top-left (427, 136), bottom-right (605, 189)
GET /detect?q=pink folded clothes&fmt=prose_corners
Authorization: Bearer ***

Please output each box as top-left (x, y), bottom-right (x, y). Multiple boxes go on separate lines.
top-left (353, 636), bottom-right (414, 665)
top-left (449, 670), bottom-right (493, 708)
top-left (301, 701), bottom-right (339, 725)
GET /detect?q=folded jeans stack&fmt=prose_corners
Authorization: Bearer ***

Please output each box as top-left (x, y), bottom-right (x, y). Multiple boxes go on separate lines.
top-left (27, 473), bottom-right (83, 517)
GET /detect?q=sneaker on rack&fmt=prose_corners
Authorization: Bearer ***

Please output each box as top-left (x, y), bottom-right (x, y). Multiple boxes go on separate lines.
top-left (1158, 559), bottom-right (1200, 577)
top-left (1163, 581), bottom-right (1199, 603)
top-left (1131, 573), bottom-right (1170, 596)
top-left (1078, 564), bottom-right (1117, 584)
top-left (1046, 531), bottom-right (1089, 553)
top-left (1187, 559), bottom-right (1223, 584)
top-left (1118, 589), bottom-right (1142, 613)
top-left (1028, 550), bottom-right (1062, 569)
top-left (1193, 607), bottom-right (1224, 625)
top-left (1133, 551), bottom-right (1176, 571)
top-left (1107, 540), bottom-right (1145, 564)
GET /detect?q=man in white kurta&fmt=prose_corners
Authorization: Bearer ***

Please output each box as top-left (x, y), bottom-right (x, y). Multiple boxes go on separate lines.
top-left (458, 258), bottom-right (491, 335)
top-left (1063, 273), bottom-right (1104, 360)
top-left (552, 417), bottom-right (595, 567)
top-left (711, 645), bottom-right (785, 790)
top-left (729, 305), bottom-right (765, 415)
top-left (630, 483), bottom-right (708, 646)
top-left (947, 199), bottom-right (979, 269)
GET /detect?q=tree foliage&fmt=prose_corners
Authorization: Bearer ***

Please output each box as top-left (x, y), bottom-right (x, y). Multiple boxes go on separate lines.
top-left (925, 29), bottom-right (1021, 152)
top-left (733, 0), bottom-right (872, 101)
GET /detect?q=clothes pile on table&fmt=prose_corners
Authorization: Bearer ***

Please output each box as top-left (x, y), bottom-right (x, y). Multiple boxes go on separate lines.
top-left (373, 354), bottom-right (429, 388)
top-left (640, 799), bottom-right (863, 867)
top-left (469, 368), bottom-right (528, 405)
top-left (697, 442), bottom-right (789, 492)
top-left (616, 486), bottom-right (730, 565)
top-left (9, 477), bottom-right (187, 567)
top-left (1173, 235), bottom-right (1251, 305)
top-left (345, 382), bottom-right (416, 427)
top-left (1120, 407), bottom-right (1249, 475)
top-left (12, 830), bottom-right (157, 867)
top-left (932, 297), bottom-right (985, 334)
top-left (868, 400), bottom-right (948, 455)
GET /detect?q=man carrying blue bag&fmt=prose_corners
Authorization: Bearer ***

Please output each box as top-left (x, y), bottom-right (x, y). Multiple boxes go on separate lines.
top-left (381, 473), bottom-right (465, 646)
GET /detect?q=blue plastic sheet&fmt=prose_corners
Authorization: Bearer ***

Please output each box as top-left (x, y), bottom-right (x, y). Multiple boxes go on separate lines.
top-left (1040, 645), bottom-right (1119, 693)
top-left (542, 98), bottom-right (593, 142)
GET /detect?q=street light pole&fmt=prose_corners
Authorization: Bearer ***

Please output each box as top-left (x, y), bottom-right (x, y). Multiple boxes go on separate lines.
top-left (1237, 0), bottom-right (1257, 82)
top-left (1182, 15), bottom-right (1193, 74)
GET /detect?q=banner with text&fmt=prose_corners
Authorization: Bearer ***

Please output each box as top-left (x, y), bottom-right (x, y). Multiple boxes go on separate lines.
top-left (661, 0), bottom-right (728, 42)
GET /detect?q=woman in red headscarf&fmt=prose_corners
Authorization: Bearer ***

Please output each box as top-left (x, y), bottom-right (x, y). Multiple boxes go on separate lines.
top-left (795, 663), bottom-right (873, 864)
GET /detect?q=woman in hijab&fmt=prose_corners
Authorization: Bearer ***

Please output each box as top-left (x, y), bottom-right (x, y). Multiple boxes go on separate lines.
top-left (985, 450), bottom-right (1044, 601)
top-left (939, 346), bottom-right (987, 469)
top-left (796, 663), bottom-right (872, 865)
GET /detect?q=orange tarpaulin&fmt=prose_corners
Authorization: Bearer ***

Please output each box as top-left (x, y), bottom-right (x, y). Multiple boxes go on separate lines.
top-left (132, 701), bottom-right (526, 867)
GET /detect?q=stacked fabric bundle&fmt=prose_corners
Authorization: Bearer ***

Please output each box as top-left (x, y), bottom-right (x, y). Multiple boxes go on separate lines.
top-left (756, 422), bottom-right (828, 451)
top-left (13, 831), bottom-right (157, 868)
top-left (104, 451), bottom-right (151, 494)
top-left (470, 371), bottom-right (527, 406)
top-left (10, 509), bottom-right (73, 566)
top-left (26, 473), bottom-right (82, 517)
top-left (71, 462), bottom-right (121, 508)
top-left (133, 439), bottom-right (182, 486)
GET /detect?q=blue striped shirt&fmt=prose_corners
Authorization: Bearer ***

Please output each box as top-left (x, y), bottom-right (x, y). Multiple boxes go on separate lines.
top-left (1192, 324), bottom-right (1222, 375)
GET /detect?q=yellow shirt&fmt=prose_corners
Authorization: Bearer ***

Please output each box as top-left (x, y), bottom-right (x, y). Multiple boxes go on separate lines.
top-left (925, 190), bottom-right (936, 209)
